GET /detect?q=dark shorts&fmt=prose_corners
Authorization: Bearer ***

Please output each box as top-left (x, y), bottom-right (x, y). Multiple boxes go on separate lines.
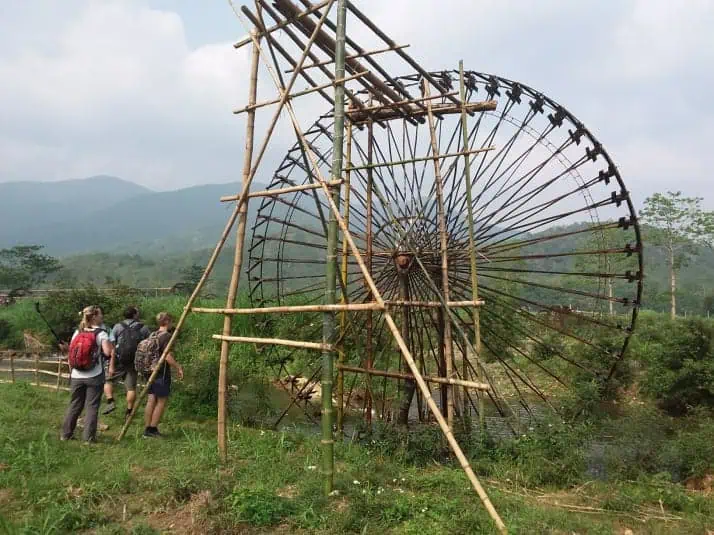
top-left (148, 374), bottom-right (171, 398)
top-left (104, 361), bottom-right (138, 391)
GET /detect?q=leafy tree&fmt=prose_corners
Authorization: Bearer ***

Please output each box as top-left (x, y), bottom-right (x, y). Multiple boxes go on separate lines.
top-left (0, 245), bottom-right (61, 290)
top-left (639, 192), bottom-right (714, 319)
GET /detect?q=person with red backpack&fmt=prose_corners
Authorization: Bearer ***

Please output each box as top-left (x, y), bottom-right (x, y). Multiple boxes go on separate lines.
top-left (103, 306), bottom-right (150, 419)
top-left (61, 305), bottom-right (115, 442)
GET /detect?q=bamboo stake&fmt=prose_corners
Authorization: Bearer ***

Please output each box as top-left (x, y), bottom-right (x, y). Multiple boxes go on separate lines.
top-left (192, 303), bottom-right (384, 314)
top-left (118, 0), bottom-right (339, 442)
top-left (218, 27), bottom-right (261, 462)
top-left (271, 81), bottom-right (507, 535)
top-left (232, 71), bottom-right (367, 114)
top-left (213, 334), bottom-right (331, 351)
top-left (320, 0), bottom-right (347, 496)
top-left (458, 60), bottom-right (485, 432)
top-left (343, 147), bottom-right (495, 172)
top-left (337, 121), bottom-right (353, 434)
top-left (338, 365), bottom-right (491, 390)
top-left (10, 353), bottom-right (14, 383)
top-left (235, 14), bottom-right (506, 532)
top-left (220, 180), bottom-right (343, 202)
top-left (423, 78), bottom-right (456, 430)
top-left (35, 353), bottom-right (39, 387)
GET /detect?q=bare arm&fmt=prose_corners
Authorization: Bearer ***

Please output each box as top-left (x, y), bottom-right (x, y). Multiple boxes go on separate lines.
top-left (165, 353), bottom-right (184, 380)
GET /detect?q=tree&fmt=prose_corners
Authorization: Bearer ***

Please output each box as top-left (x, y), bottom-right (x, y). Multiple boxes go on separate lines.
top-left (0, 245), bottom-right (61, 290)
top-left (640, 192), bottom-right (714, 319)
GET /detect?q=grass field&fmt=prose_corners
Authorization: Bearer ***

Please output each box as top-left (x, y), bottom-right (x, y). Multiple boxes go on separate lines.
top-left (1, 383), bottom-right (713, 534)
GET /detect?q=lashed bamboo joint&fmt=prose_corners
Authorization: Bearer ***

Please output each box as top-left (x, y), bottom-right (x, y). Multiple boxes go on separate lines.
top-left (347, 99), bottom-right (497, 124)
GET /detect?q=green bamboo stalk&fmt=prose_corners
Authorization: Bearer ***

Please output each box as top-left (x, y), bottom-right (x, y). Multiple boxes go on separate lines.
top-left (459, 60), bottom-right (486, 433)
top-left (322, 0), bottom-right (347, 496)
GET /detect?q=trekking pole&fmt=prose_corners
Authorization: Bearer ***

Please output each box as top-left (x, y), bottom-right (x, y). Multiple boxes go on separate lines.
top-left (33, 302), bottom-right (63, 344)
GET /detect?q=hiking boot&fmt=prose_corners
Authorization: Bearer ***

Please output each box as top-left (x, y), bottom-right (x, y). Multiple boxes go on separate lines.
top-left (142, 427), bottom-right (161, 438)
top-left (102, 400), bottom-right (116, 415)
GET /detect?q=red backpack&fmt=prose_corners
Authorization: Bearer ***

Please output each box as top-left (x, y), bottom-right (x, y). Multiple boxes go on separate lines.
top-left (68, 329), bottom-right (103, 371)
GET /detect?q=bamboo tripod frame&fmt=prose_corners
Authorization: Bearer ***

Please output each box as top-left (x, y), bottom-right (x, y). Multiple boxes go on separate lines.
top-left (114, 1), bottom-right (531, 531)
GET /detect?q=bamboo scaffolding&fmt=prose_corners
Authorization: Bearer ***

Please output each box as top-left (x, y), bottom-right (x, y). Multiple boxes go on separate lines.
top-left (458, 60), bottom-right (485, 431)
top-left (220, 180), bottom-right (343, 202)
top-left (233, 0), bottom-right (331, 48)
top-left (254, 52), bottom-right (507, 530)
top-left (337, 121), bottom-right (353, 434)
top-left (423, 79), bottom-right (456, 430)
top-left (348, 99), bottom-right (497, 124)
top-left (232, 71), bottom-right (367, 114)
top-left (217, 27), bottom-right (262, 462)
top-left (118, 0), bottom-right (334, 443)
top-left (291, 44), bottom-right (409, 71)
top-left (338, 365), bottom-right (490, 391)
top-left (343, 146), bottom-right (495, 172)
top-left (213, 334), bottom-right (332, 351)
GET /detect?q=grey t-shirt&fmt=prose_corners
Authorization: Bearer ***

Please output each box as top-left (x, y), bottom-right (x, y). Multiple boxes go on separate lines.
top-left (111, 319), bottom-right (151, 351)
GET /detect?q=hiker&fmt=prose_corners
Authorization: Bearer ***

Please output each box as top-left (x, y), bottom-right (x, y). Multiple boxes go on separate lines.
top-left (135, 312), bottom-right (183, 438)
top-left (61, 305), bottom-right (114, 442)
top-left (104, 306), bottom-right (150, 420)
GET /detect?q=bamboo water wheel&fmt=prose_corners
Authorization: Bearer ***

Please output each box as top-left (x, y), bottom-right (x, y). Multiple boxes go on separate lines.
top-left (248, 70), bottom-right (643, 427)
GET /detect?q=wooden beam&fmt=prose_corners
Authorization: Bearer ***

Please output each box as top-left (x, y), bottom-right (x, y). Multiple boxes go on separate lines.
top-left (337, 365), bottom-right (490, 391)
top-left (212, 334), bottom-right (332, 351)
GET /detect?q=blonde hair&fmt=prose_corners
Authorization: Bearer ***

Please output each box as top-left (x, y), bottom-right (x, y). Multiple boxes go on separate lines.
top-left (79, 305), bottom-right (102, 330)
top-left (156, 312), bottom-right (173, 326)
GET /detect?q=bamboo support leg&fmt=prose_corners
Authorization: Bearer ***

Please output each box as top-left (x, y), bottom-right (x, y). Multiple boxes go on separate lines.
top-left (337, 122), bottom-right (352, 434)
top-left (365, 104), bottom-right (374, 432)
top-left (423, 79), bottom-right (456, 430)
top-left (217, 28), bottom-right (260, 462)
top-left (321, 0), bottom-right (347, 496)
top-left (458, 60), bottom-right (485, 432)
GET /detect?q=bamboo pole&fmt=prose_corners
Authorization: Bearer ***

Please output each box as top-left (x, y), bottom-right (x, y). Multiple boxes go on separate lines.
top-left (236, 16), bottom-right (506, 532)
top-left (13, 368), bottom-right (69, 378)
top-left (213, 334), bottom-right (331, 351)
top-left (347, 99), bottom-right (497, 124)
top-left (217, 27), bottom-right (261, 462)
top-left (232, 71), bottom-right (367, 114)
top-left (320, 0), bottom-right (347, 496)
top-left (343, 146), bottom-right (495, 172)
top-left (458, 60), bottom-right (485, 432)
top-left (56, 358), bottom-right (62, 391)
top-left (10, 353), bottom-right (14, 383)
top-left (423, 78), bottom-right (456, 430)
top-left (272, 88), bottom-right (508, 535)
top-left (220, 181), bottom-right (343, 202)
top-left (386, 300), bottom-right (484, 308)
top-left (119, 0), bottom-right (338, 443)
top-left (337, 121), bottom-right (353, 434)
top-left (365, 97), bottom-right (374, 433)
top-left (34, 353), bottom-right (39, 387)
top-left (396, 271), bottom-right (414, 425)
top-left (293, 44), bottom-right (410, 71)
top-left (338, 365), bottom-right (490, 391)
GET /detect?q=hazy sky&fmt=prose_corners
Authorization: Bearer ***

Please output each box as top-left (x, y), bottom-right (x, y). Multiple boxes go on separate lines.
top-left (0, 1), bottom-right (712, 209)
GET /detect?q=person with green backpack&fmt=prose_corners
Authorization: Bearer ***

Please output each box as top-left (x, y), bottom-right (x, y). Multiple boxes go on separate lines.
top-left (104, 306), bottom-right (150, 419)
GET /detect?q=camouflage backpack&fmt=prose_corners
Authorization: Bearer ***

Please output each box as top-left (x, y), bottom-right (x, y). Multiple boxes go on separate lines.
top-left (134, 331), bottom-right (163, 376)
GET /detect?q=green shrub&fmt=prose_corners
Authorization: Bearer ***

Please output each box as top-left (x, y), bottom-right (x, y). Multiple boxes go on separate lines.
top-left (226, 486), bottom-right (295, 526)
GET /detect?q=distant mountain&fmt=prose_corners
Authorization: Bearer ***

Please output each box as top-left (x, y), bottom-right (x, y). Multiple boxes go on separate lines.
top-left (0, 175), bottom-right (151, 246)
top-left (0, 177), bottom-right (266, 256)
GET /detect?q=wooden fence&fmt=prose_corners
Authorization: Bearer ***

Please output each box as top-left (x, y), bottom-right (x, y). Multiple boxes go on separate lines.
top-left (0, 351), bottom-right (70, 392)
